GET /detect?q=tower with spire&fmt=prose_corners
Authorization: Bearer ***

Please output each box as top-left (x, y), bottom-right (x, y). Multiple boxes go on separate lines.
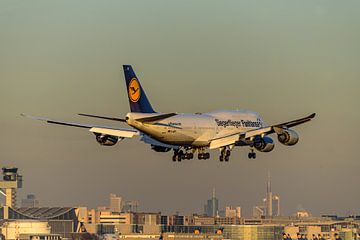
top-left (266, 173), bottom-right (273, 217)
top-left (204, 188), bottom-right (219, 217)
top-left (253, 173), bottom-right (281, 218)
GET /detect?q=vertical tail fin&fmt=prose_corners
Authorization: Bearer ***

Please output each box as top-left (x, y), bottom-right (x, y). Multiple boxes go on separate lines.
top-left (123, 65), bottom-right (156, 113)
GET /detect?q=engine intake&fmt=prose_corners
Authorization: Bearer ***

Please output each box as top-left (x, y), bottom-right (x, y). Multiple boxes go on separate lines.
top-left (277, 129), bottom-right (299, 146)
top-left (151, 145), bottom-right (172, 152)
top-left (95, 133), bottom-right (119, 146)
top-left (254, 136), bottom-right (275, 152)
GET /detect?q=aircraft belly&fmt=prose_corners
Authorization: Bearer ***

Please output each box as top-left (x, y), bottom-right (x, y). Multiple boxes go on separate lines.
top-left (140, 125), bottom-right (209, 147)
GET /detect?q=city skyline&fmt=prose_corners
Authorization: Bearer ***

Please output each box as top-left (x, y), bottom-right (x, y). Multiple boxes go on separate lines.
top-left (0, 0), bottom-right (359, 216)
top-left (0, 170), bottom-right (338, 218)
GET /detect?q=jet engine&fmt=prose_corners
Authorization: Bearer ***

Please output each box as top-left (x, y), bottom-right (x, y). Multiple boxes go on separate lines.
top-left (151, 145), bottom-right (172, 152)
top-left (277, 129), bottom-right (299, 146)
top-left (95, 133), bottom-right (119, 146)
top-left (254, 136), bottom-right (275, 152)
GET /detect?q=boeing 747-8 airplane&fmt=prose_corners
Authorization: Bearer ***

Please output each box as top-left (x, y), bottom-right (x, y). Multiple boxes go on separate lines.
top-left (24, 65), bottom-right (315, 162)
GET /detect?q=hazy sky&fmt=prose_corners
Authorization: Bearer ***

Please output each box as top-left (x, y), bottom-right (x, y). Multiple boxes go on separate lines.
top-left (0, 1), bottom-right (359, 217)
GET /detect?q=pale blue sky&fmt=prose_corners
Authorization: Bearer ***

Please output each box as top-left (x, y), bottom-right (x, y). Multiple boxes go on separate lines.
top-left (0, 0), bottom-right (359, 216)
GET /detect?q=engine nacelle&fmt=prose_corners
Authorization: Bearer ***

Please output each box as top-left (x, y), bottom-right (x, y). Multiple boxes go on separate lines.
top-left (151, 145), bottom-right (172, 152)
top-left (254, 136), bottom-right (275, 152)
top-left (95, 134), bottom-right (119, 146)
top-left (277, 129), bottom-right (299, 146)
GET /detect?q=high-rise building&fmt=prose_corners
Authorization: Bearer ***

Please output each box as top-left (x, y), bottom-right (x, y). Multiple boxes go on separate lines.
top-left (253, 173), bottom-right (281, 218)
top-left (265, 174), bottom-right (273, 217)
top-left (273, 195), bottom-right (280, 216)
top-left (21, 194), bottom-right (39, 208)
top-left (225, 206), bottom-right (241, 218)
top-left (109, 193), bottom-right (122, 212)
top-left (204, 188), bottom-right (219, 217)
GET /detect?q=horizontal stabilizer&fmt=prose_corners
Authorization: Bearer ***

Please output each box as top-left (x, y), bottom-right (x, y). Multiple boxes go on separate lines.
top-left (78, 113), bottom-right (126, 122)
top-left (135, 113), bottom-right (177, 123)
top-left (22, 113), bottom-right (139, 138)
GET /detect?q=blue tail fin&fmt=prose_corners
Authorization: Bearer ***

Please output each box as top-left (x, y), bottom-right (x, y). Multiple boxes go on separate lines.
top-left (123, 65), bottom-right (156, 113)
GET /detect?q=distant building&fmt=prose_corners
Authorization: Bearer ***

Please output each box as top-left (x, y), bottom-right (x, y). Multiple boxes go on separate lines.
top-left (109, 193), bottom-right (122, 212)
top-left (123, 200), bottom-right (139, 212)
top-left (253, 206), bottom-right (266, 218)
top-left (193, 215), bottom-right (215, 225)
top-left (225, 206), bottom-right (241, 218)
top-left (204, 188), bottom-right (219, 217)
top-left (21, 194), bottom-right (39, 208)
top-left (296, 210), bottom-right (311, 218)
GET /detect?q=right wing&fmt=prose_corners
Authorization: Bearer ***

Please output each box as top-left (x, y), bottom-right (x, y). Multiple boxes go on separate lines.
top-left (22, 114), bottom-right (139, 139)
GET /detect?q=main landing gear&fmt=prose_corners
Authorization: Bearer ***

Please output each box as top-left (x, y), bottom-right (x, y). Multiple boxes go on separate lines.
top-left (172, 148), bottom-right (210, 162)
top-left (172, 149), bottom-right (194, 162)
top-left (198, 152), bottom-right (210, 160)
top-left (248, 149), bottom-right (256, 159)
top-left (219, 147), bottom-right (231, 162)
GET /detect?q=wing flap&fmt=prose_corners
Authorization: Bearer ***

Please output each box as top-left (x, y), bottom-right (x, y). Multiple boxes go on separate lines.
top-left (209, 133), bottom-right (240, 149)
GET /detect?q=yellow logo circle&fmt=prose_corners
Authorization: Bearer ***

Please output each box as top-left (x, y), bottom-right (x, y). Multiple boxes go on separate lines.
top-left (128, 78), bottom-right (141, 102)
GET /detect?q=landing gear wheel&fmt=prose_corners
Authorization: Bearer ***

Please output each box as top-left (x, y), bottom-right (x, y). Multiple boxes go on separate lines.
top-left (248, 152), bottom-right (256, 159)
top-left (219, 155), bottom-right (224, 162)
top-left (172, 155), bottom-right (177, 162)
top-left (225, 155), bottom-right (229, 162)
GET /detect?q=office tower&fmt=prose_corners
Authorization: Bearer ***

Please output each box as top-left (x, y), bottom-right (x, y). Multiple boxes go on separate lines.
top-left (225, 206), bottom-right (241, 218)
top-left (123, 200), bottom-right (139, 212)
top-left (109, 193), bottom-right (122, 212)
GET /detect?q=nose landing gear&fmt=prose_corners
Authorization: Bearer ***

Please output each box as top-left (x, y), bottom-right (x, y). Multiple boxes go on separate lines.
top-left (248, 149), bottom-right (256, 159)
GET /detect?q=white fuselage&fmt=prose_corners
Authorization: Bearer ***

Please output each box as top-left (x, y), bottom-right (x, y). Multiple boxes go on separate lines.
top-left (126, 110), bottom-right (266, 147)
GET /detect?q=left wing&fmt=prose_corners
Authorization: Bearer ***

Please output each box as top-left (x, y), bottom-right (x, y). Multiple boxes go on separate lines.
top-left (209, 113), bottom-right (316, 149)
top-left (21, 114), bottom-right (139, 138)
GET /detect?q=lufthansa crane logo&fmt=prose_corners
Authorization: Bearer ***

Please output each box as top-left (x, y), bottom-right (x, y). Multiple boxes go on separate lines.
top-left (128, 78), bottom-right (141, 102)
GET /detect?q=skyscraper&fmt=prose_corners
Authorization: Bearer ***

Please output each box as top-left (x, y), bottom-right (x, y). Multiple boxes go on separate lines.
top-left (263, 174), bottom-right (280, 217)
top-left (204, 188), bottom-right (219, 217)
top-left (253, 173), bottom-right (281, 218)
top-left (265, 173), bottom-right (273, 217)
